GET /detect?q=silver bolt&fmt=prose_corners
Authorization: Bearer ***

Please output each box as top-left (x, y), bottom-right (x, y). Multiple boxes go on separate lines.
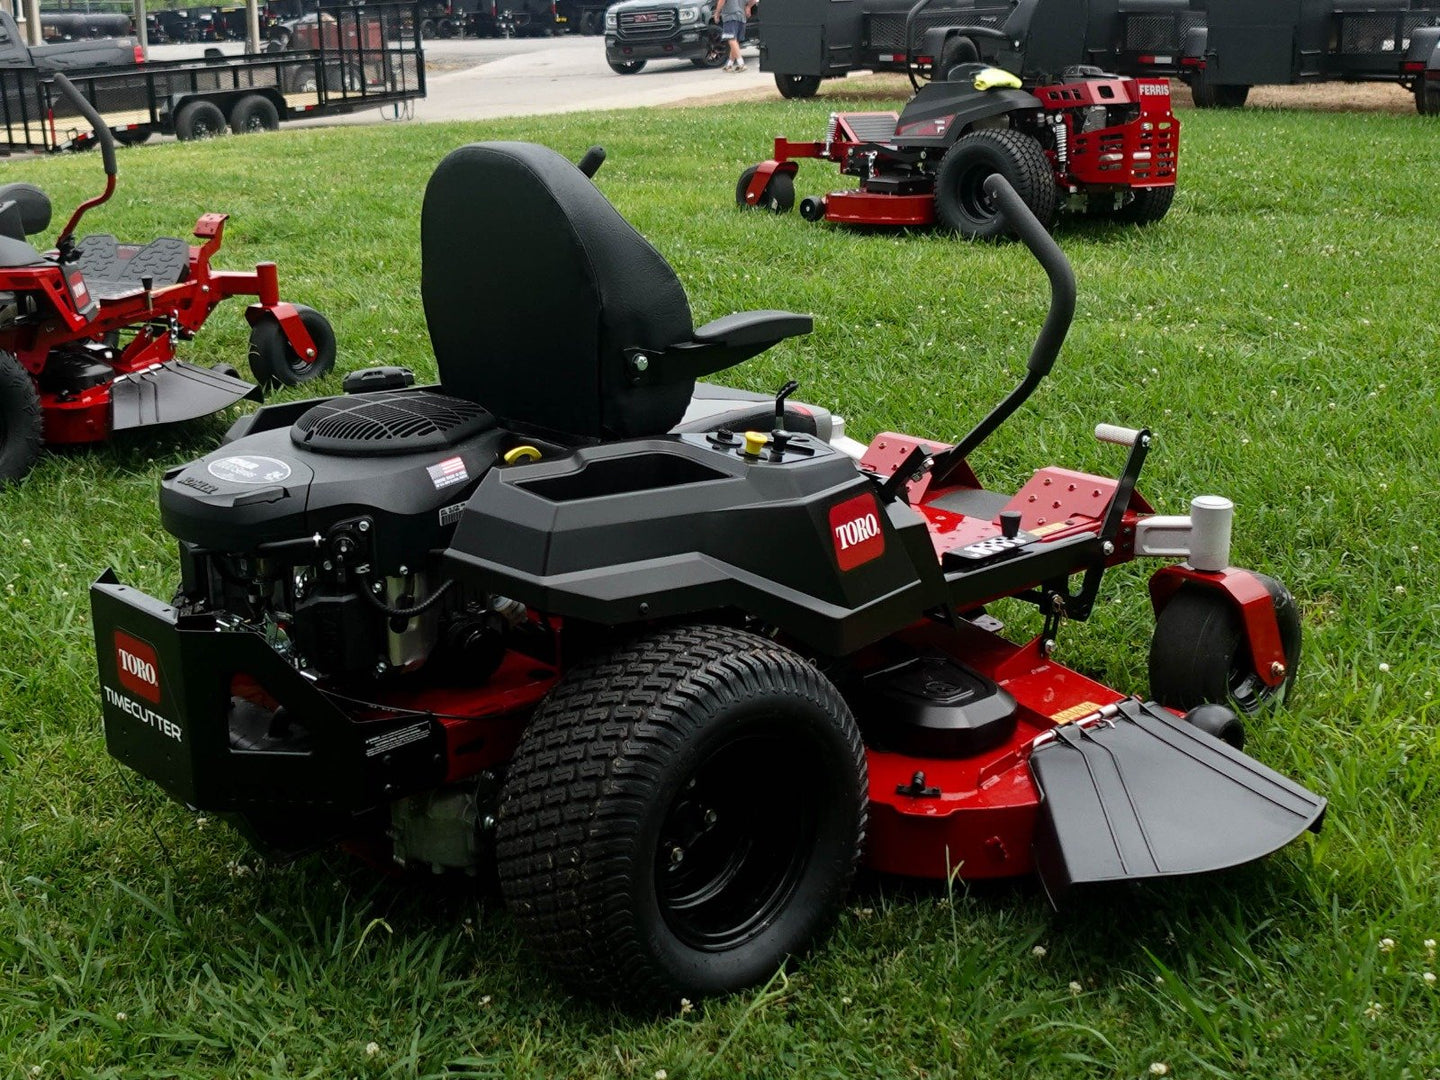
top-left (669, 845), bottom-right (685, 867)
top-left (374, 660), bottom-right (389, 675)
top-left (305, 348), bottom-right (316, 359)
top-left (357, 520), bottom-right (371, 533)
top-left (1140, 435), bottom-right (1152, 448)
top-left (480, 814), bottom-right (497, 831)
top-left (398, 565), bottom-right (409, 576)
top-left (632, 355), bottom-right (649, 372)
top-left (1271, 661), bottom-right (1286, 679)
top-left (1041, 638), bottom-right (1056, 658)
top-left (703, 809), bottom-right (718, 826)
top-left (1102, 540), bottom-right (1115, 556)
top-left (372, 582), bottom-right (385, 594)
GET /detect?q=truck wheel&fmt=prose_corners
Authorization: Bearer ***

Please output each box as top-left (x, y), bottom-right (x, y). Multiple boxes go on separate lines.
top-left (229, 94), bottom-right (280, 135)
top-left (1149, 575), bottom-right (1302, 714)
top-left (934, 129), bottom-right (1057, 241)
top-left (248, 305), bottom-right (337, 389)
top-left (1110, 185), bottom-right (1175, 225)
top-left (735, 165), bottom-right (794, 213)
top-left (419, 17), bottom-right (436, 37)
top-left (775, 73), bottom-right (821, 99)
top-left (693, 27), bottom-right (726, 67)
top-left (0, 351), bottom-right (43, 485)
top-left (608, 58), bottom-right (645, 74)
top-left (495, 624), bottom-right (867, 1005)
top-left (175, 100), bottom-right (228, 141)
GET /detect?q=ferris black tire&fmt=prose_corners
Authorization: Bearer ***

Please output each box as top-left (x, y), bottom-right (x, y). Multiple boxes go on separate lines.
top-left (495, 624), bottom-right (868, 1006)
top-left (608, 58), bottom-right (645, 74)
top-left (934, 128), bottom-right (1058, 241)
top-left (0, 351), bottom-right (42, 485)
top-left (228, 94), bottom-right (280, 135)
top-left (247, 305), bottom-right (337, 389)
top-left (174, 99), bottom-right (228, 141)
top-left (735, 165), bottom-right (795, 213)
top-left (1111, 185), bottom-right (1175, 225)
top-left (1149, 574), bottom-right (1302, 715)
top-left (775, 73), bottom-right (821, 99)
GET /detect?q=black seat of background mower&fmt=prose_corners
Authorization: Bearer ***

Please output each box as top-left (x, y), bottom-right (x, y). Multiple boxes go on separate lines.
top-left (0, 182), bottom-right (51, 244)
top-left (72, 234), bottom-right (191, 302)
top-left (421, 141), bottom-right (811, 441)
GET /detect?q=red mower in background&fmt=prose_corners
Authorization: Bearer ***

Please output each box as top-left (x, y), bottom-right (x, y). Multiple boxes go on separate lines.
top-left (739, 56), bottom-right (1179, 239)
top-left (0, 75), bottom-right (336, 483)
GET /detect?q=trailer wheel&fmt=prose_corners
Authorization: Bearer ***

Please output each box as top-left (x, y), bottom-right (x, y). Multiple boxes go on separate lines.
top-left (112, 127), bottom-right (152, 146)
top-left (248, 305), bottom-right (337, 388)
top-left (229, 94), bottom-right (280, 135)
top-left (1109, 185), bottom-right (1175, 226)
top-left (419, 17), bottom-right (436, 37)
top-left (735, 165), bottom-right (794, 213)
top-left (175, 100), bottom-right (228, 141)
top-left (1417, 81), bottom-right (1440, 115)
top-left (935, 129), bottom-right (1057, 240)
top-left (1149, 575), bottom-right (1302, 714)
top-left (608, 58), bottom-right (645, 74)
top-left (1190, 73), bottom-right (1249, 109)
top-left (775, 73), bottom-right (821, 99)
top-left (0, 351), bottom-right (42, 485)
top-left (496, 624), bottom-right (866, 1005)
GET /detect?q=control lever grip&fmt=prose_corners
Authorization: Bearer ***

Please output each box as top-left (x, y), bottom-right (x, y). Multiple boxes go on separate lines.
top-left (1094, 423), bottom-right (1143, 446)
top-left (577, 146), bottom-right (606, 178)
top-left (51, 74), bottom-right (116, 178)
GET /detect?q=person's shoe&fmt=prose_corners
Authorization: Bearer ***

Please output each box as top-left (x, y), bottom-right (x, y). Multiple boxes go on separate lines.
top-left (723, 60), bottom-right (735, 71)
top-left (734, 61), bottom-right (746, 71)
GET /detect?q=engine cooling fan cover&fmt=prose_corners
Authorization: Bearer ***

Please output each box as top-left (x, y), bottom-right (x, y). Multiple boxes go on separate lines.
top-left (291, 391), bottom-right (495, 456)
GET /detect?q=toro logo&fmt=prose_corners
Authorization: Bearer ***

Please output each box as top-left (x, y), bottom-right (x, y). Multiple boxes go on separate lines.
top-left (114, 630), bottom-right (162, 705)
top-left (828, 493), bottom-right (885, 571)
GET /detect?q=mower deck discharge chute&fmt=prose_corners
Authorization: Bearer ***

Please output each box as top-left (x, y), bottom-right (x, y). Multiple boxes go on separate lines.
top-left (739, 0), bottom-right (1179, 239)
top-left (0, 75), bottom-right (335, 483)
top-left (93, 141), bottom-right (1321, 1005)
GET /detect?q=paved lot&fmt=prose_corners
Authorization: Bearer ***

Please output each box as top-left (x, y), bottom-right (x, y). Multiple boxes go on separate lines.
top-left (149, 34), bottom-right (770, 128)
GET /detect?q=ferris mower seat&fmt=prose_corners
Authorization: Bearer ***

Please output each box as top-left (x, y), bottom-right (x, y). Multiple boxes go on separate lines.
top-left (421, 141), bottom-right (813, 441)
top-left (70, 234), bottom-right (193, 302)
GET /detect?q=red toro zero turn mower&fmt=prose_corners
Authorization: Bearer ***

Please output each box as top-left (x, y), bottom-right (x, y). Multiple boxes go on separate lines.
top-left (0, 75), bottom-right (335, 483)
top-left (738, 39), bottom-right (1179, 238)
top-left (92, 141), bottom-right (1321, 1006)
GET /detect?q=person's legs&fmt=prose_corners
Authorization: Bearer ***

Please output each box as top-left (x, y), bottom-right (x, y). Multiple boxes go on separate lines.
top-left (721, 18), bottom-right (744, 67)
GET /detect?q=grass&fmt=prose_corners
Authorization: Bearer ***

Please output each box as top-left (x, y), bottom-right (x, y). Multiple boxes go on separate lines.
top-left (0, 89), bottom-right (1437, 1078)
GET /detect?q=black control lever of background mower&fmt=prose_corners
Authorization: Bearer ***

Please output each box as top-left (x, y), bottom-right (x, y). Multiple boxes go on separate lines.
top-left (51, 73), bottom-right (118, 254)
top-left (930, 174), bottom-right (1076, 487)
top-left (577, 146), bottom-right (606, 178)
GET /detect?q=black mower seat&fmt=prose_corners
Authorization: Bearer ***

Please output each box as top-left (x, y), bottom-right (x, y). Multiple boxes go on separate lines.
top-left (421, 141), bottom-right (811, 441)
top-left (73, 234), bottom-right (191, 301)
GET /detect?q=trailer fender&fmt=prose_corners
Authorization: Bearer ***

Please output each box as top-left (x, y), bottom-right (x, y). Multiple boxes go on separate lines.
top-left (1147, 565), bottom-right (1295, 689)
top-left (743, 159), bottom-right (799, 206)
top-left (1404, 25), bottom-right (1440, 67)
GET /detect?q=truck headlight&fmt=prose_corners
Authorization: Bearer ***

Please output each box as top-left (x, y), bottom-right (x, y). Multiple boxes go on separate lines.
top-left (678, 6), bottom-right (701, 21)
top-left (604, 10), bottom-right (618, 27)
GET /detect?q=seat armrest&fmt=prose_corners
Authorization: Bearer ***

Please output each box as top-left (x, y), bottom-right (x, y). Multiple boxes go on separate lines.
top-left (691, 310), bottom-right (813, 348)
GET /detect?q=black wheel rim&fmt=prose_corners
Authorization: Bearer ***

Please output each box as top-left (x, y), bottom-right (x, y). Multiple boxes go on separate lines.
top-left (1227, 652), bottom-right (1273, 713)
top-left (953, 161), bottom-right (997, 226)
top-left (656, 731), bottom-right (816, 952)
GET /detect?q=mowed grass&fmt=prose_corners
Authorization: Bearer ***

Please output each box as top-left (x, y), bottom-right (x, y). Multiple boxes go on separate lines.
top-left (0, 92), bottom-right (1437, 1079)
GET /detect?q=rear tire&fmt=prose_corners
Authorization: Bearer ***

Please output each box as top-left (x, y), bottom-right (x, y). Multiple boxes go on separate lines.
top-left (0, 350), bottom-right (42, 485)
top-left (1110, 185), bottom-right (1175, 225)
top-left (775, 73), bottom-right (821, 99)
top-left (495, 624), bottom-right (867, 1005)
top-left (735, 164), bottom-right (794, 213)
top-left (228, 94), bottom-right (280, 134)
top-left (1149, 575), bottom-right (1302, 714)
top-left (174, 100), bottom-right (227, 141)
top-left (247, 305), bottom-right (337, 389)
top-left (608, 58), bottom-right (645, 74)
top-left (934, 128), bottom-right (1058, 240)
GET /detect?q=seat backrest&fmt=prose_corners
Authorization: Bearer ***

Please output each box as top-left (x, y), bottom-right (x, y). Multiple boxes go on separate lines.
top-left (421, 141), bottom-right (696, 440)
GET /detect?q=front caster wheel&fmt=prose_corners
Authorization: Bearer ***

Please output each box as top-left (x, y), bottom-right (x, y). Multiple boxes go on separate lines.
top-left (735, 164), bottom-right (795, 213)
top-left (1149, 573), bottom-right (1302, 714)
top-left (495, 624), bottom-right (867, 1005)
top-left (799, 195), bottom-right (825, 221)
top-left (247, 305), bottom-right (337, 389)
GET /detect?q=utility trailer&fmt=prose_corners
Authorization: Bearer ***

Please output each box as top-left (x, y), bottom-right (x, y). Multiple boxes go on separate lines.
top-left (1191, 0), bottom-right (1440, 112)
top-left (0, 1), bottom-right (424, 150)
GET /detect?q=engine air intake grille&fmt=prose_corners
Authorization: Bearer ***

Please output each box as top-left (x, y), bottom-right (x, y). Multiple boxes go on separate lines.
top-left (291, 391), bottom-right (495, 456)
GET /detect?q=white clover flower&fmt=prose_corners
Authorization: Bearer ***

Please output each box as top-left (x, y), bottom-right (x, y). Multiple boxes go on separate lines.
top-left (1426, 938), bottom-right (1437, 958)
top-left (479, 995), bottom-right (492, 1006)
top-left (1031, 945), bottom-right (1047, 958)
top-left (679, 998), bottom-right (694, 1015)
top-left (21, 538), bottom-right (31, 548)
top-left (115, 1011), bottom-right (127, 1021)
top-left (655, 1070), bottom-right (668, 1080)
top-left (841, 995), bottom-right (852, 1005)
top-left (1068, 981), bottom-right (1083, 995)
top-left (1149, 1063), bottom-right (1169, 1076)
top-left (365, 1042), bottom-right (380, 1057)
top-left (1395, 586), bottom-right (1406, 596)
top-left (1378, 664), bottom-right (1391, 674)
top-left (1364, 1001), bottom-right (1382, 1020)
top-left (1380, 937), bottom-right (1396, 952)
top-left (1424, 972), bottom-right (1436, 987)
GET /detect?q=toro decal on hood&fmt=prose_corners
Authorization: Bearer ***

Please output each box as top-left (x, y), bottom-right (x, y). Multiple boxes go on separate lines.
top-left (114, 629), bottom-right (162, 704)
top-left (829, 492), bottom-right (885, 571)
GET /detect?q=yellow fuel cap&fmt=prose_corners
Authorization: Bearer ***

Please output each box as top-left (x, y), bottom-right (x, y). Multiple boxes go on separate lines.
top-left (503, 444), bottom-right (542, 465)
top-left (973, 67), bottom-right (1023, 90)
top-left (742, 431), bottom-right (768, 457)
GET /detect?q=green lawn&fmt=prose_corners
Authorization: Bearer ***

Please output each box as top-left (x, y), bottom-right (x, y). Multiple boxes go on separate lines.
top-left (0, 93), bottom-right (1437, 1078)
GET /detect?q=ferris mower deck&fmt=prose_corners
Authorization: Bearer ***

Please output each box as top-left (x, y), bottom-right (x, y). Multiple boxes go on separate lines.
top-left (0, 75), bottom-right (335, 483)
top-left (738, 60), bottom-right (1179, 239)
top-left (92, 141), bottom-right (1320, 1006)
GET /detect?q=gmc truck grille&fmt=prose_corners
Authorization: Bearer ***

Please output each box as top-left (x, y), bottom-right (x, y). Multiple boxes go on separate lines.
top-left (618, 9), bottom-right (678, 39)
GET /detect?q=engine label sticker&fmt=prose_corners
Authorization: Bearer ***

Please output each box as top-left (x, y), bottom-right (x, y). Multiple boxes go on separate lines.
top-left (438, 501), bottom-right (466, 527)
top-left (206, 455), bottom-right (293, 485)
top-left (364, 722), bottom-right (431, 758)
top-left (114, 629), bottom-right (162, 704)
top-left (829, 492), bottom-right (886, 572)
top-left (427, 456), bottom-right (469, 490)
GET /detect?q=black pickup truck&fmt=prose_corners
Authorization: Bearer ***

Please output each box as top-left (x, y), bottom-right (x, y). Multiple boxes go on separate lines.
top-left (0, 9), bottom-right (141, 70)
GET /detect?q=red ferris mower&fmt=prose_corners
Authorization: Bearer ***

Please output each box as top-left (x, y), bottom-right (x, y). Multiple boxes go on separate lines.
top-left (92, 142), bottom-right (1320, 1006)
top-left (738, 59), bottom-right (1179, 239)
top-left (0, 75), bottom-right (335, 483)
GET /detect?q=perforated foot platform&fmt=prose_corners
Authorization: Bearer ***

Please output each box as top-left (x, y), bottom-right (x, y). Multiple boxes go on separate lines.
top-left (73, 234), bottom-right (191, 301)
